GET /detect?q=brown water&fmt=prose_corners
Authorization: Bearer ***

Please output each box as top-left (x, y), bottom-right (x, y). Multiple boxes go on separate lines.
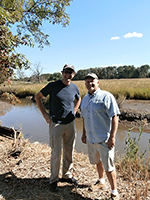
top-left (0, 100), bottom-right (149, 158)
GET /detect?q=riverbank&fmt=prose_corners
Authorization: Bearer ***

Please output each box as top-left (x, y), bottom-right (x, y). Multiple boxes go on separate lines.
top-left (0, 100), bottom-right (150, 199)
top-left (1, 99), bottom-right (150, 132)
top-left (0, 134), bottom-right (149, 200)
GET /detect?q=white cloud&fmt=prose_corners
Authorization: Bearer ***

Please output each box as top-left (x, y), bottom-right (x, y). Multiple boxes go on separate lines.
top-left (123, 32), bottom-right (143, 38)
top-left (110, 36), bottom-right (120, 40)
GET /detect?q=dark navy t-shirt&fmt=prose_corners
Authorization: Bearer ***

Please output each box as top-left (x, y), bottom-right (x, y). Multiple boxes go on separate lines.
top-left (41, 80), bottom-right (80, 124)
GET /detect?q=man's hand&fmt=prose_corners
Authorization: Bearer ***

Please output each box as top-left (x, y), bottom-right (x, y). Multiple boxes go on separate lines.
top-left (44, 113), bottom-right (52, 124)
top-left (81, 134), bottom-right (87, 144)
top-left (107, 137), bottom-right (115, 149)
top-left (107, 115), bottom-right (118, 149)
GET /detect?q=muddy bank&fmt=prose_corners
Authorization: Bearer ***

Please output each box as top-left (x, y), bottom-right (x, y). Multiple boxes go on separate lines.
top-left (119, 100), bottom-right (150, 131)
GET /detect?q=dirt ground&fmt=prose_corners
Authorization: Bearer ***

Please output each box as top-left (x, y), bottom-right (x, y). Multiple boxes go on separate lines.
top-left (0, 135), bottom-right (150, 200)
top-left (0, 100), bottom-right (150, 200)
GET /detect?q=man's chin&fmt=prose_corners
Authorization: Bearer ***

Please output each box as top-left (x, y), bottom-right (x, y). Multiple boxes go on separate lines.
top-left (88, 88), bottom-right (94, 94)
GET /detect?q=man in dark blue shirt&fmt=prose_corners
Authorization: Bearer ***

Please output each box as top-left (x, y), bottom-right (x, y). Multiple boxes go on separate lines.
top-left (35, 64), bottom-right (81, 192)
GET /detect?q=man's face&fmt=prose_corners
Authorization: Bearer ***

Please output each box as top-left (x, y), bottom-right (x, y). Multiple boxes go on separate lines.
top-left (62, 69), bottom-right (75, 85)
top-left (85, 77), bottom-right (99, 94)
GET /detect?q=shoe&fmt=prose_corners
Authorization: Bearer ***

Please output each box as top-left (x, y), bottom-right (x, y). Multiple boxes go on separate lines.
top-left (60, 177), bottom-right (78, 185)
top-left (111, 193), bottom-right (120, 200)
top-left (49, 181), bottom-right (58, 192)
top-left (92, 180), bottom-right (106, 190)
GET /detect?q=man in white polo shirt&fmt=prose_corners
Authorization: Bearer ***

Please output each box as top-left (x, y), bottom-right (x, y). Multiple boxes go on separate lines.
top-left (81, 73), bottom-right (120, 200)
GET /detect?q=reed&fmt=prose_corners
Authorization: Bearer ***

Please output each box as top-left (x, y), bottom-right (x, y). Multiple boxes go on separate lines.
top-left (0, 81), bottom-right (46, 98)
top-left (74, 78), bottom-right (150, 100)
top-left (1, 78), bottom-right (150, 100)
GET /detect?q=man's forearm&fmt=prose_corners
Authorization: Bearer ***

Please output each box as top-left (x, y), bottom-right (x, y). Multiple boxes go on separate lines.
top-left (35, 92), bottom-right (50, 122)
top-left (74, 97), bottom-right (81, 114)
top-left (81, 118), bottom-right (87, 143)
top-left (110, 115), bottom-right (118, 138)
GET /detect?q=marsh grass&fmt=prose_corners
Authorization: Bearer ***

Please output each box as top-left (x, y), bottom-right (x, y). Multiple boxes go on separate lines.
top-left (1, 78), bottom-right (150, 100)
top-left (0, 81), bottom-right (46, 99)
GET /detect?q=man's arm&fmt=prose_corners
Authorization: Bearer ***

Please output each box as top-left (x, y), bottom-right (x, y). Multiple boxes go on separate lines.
top-left (81, 118), bottom-right (87, 144)
top-left (74, 97), bottom-right (81, 114)
top-left (107, 115), bottom-right (118, 149)
top-left (35, 92), bottom-right (51, 124)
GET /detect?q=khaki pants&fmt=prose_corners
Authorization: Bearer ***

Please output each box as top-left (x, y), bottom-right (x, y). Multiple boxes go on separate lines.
top-left (49, 121), bottom-right (76, 183)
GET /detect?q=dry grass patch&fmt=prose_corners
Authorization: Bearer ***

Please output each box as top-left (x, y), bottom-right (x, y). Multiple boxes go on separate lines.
top-left (0, 134), bottom-right (149, 200)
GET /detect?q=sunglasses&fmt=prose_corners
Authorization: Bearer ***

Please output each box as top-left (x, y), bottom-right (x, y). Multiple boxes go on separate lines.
top-left (63, 70), bottom-right (74, 75)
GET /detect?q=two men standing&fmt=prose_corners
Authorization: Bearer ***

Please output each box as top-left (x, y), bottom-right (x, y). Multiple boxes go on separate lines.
top-left (35, 65), bottom-right (120, 199)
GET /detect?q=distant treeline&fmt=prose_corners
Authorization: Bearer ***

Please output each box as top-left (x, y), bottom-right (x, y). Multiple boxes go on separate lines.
top-left (44, 64), bottom-right (150, 81)
top-left (22, 64), bottom-right (150, 82)
top-left (73, 64), bottom-right (150, 80)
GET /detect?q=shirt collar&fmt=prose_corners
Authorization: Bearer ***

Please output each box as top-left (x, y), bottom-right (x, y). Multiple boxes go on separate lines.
top-left (88, 88), bottom-right (100, 98)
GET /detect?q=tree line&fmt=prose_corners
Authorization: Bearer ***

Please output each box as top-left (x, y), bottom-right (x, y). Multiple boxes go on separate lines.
top-left (39, 64), bottom-right (149, 82)
top-left (73, 64), bottom-right (150, 80)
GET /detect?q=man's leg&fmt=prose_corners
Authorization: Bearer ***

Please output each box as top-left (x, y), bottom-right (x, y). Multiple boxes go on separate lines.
top-left (96, 142), bottom-right (119, 198)
top-left (62, 121), bottom-right (75, 179)
top-left (96, 161), bottom-right (105, 179)
top-left (106, 170), bottom-right (119, 199)
top-left (49, 122), bottom-right (64, 183)
top-left (105, 170), bottom-right (117, 190)
top-left (93, 161), bottom-right (106, 189)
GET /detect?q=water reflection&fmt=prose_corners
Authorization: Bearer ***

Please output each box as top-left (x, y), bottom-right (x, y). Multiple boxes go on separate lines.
top-left (0, 101), bottom-right (149, 158)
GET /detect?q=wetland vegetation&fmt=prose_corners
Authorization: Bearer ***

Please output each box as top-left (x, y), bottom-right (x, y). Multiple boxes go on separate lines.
top-left (1, 78), bottom-right (150, 101)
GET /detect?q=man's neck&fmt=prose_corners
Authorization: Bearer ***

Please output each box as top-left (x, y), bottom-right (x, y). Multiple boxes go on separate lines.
top-left (62, 79), bottom-right (71, 86)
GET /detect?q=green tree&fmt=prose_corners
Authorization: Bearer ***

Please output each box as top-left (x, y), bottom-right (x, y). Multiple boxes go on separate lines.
top-left (48, 72), bottom-right (62, 81)
top-left (0, 16), bottom-right (31, 84)
top-left (0, 0), bottom-right (72, 83)
top-left (0, 0), bottom-right (72, 48)
top-left (139, 65), bottom-right (150, 78)
top-left (105, 66), bottom-right (117, 79)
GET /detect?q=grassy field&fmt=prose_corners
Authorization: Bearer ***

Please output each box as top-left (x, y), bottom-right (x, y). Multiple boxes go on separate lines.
top-left (74, 78), bottom-right (150, 100)
top-left (1, 78), bottom-right (150, 100)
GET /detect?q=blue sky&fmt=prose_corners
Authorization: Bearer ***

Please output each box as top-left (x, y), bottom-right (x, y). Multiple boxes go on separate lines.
top-left (16, 0), bottom-right (150, 76)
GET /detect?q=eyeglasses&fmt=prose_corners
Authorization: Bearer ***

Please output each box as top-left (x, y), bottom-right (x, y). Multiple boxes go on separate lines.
top-left (63, 70), bottom-right (74, 75)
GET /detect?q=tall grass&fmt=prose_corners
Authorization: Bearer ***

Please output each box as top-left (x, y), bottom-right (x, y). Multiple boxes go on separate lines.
top-left (74, 78), bottom-right (150, 100)
top-left (1, 78), bottom-right (150, 100)
top-left (0, 81), bottom-right (46, 98)
top-left (115, 122), bottom-right (150, 199)
top-left (116, 121), bottom-right (150, 181)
